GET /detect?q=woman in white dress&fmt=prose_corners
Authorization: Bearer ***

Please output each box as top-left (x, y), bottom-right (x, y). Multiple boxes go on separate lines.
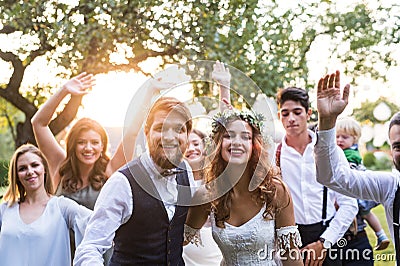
top-left (0, 144), bottom-right (91, 266)
top-left (185, 110), bottom-right (303, 265)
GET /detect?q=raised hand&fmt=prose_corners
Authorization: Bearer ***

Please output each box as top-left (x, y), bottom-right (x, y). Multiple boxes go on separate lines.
top-left (317, 70), bottom-right (350, 130)
top-left (62, 72), bottom-right (96, 96)
top-left (147, 77), bottom-right (177, 95)
top-left (212, 60), bottom-right (231, 88)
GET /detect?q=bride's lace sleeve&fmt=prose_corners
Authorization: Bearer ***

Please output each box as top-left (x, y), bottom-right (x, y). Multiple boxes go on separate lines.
top-left (184, 224), bottom-right (203, 246)
top-left (276, 225), bottom-right (302, 250)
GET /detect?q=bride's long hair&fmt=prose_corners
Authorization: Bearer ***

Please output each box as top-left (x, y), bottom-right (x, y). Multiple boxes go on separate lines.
top-left (206, 115), bottom-right (288, 228)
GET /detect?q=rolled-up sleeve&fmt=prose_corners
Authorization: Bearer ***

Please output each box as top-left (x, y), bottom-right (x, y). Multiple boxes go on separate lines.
top-left (74, 172), bottom-right (133, 266)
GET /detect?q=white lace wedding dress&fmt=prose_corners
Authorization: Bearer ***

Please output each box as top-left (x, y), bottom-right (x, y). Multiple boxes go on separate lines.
top-left (211, 207), bottom-right (280, 265)
top-left (184, 205), bottom-right (301, 266)
top-left (212, 204), bottom-right (304, 266)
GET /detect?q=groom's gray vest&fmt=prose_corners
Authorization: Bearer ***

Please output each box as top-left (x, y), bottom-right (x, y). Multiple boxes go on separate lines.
top-left (110, 158), bottom-right (190, 266)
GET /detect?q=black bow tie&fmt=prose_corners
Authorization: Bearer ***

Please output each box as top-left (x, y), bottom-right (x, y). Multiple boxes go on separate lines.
top-left (160, 168), bottom-right (185, 177)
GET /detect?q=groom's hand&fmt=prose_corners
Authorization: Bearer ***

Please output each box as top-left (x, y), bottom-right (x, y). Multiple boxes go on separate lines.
top-left (317, 70), bottom-right (350, 130)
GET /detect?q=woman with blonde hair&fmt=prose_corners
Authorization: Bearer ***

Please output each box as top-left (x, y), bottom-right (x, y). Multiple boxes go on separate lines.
top-left (0, 144), bottom-right (91, 266)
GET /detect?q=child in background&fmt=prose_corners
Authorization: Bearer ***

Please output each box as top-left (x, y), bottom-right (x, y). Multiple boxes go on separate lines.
top-left (336, 117), bottom-right (390, 251)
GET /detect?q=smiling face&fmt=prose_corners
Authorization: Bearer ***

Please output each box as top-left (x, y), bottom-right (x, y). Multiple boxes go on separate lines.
top-left (279, 100), bottom-right (311, 138)
top-left (221, 119), bottom-right (253, 165)
top-left (146, 110), bottom-right (189, 169)
top-left (185, 132), bottom-right (205, 170)
top-left (17, 152), bottom-right (46, 193)
top-left (74, 129), bottom-right (104, 167)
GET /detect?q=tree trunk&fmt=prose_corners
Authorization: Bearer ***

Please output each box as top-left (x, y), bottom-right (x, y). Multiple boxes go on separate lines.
top-left (16, 120), bottom-right (35, 148)
top-left (14, 95), bottom-right (83, 149)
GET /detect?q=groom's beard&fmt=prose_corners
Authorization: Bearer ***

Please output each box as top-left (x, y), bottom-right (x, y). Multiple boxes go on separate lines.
top-left (149, 144), bottom-right (184, 170)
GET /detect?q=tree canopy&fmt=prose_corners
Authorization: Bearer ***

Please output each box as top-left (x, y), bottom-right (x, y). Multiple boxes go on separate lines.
top-left (0, 0), bottom-right (399, 150)
top-left (352, 97), bottom-right (399, 125)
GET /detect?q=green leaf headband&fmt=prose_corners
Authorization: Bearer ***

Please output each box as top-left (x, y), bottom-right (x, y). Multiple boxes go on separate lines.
top-left (211, 109), bottom-right (265, 135)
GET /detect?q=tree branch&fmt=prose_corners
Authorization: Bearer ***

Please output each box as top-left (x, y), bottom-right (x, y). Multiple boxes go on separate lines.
top-left (0, 89), bottom-right (37, 117)
top-left (0, 51), bottom-right (25, 91)
top-left (0, 25), bottom-right (16, 34)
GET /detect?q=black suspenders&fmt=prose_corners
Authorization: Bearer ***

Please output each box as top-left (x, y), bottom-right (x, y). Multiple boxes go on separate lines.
top-left (393, 185), bottom-right (400, 264)
top-left (322, 186), bottom-right (328, 225)
top-left (276, 143), bottom-right (328, 223)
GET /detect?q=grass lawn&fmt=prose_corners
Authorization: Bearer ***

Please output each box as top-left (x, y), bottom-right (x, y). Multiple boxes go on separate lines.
top-left (365, 204), bottom-right (396, 265)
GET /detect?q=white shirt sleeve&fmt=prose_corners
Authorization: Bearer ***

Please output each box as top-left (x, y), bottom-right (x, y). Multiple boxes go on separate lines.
top-left (74, 172), bottom-right (133, 266)
top-left (315, 127), bottom-right (400, 245)
top-left (320, 191), bottom-right (358, 244)
top-left (315, 128), bottom-right (397, 203)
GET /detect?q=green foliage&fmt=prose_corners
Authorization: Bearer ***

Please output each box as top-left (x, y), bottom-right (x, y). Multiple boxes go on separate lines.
top-left (0, 98), bottom-right (25, 154)
top-left (363, 151), bottom-right (392, 171)
top-left (0, 132), bottom-right (14, 160)
top-left (0, 160), bottom-right (9, 187)
top-left (363, 151), bottom-right (377, 168)
top-left (1, 1), bottom-right (399, 91)
top-left (353, 97), bottom-right (399, 125)
top-left (373, 155), bottom-right (393, 171)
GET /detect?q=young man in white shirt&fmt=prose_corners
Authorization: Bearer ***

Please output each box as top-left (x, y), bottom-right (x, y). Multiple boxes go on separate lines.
top-left (276, 86), bottom-right (358, 265)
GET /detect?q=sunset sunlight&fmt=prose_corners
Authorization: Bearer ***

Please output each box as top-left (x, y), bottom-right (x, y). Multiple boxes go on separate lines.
top-left (79, 71), bottom-right (148, 127)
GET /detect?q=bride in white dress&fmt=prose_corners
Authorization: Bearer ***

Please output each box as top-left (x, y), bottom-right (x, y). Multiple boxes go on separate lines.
top-left (185, 110), bottom-right (303, 265)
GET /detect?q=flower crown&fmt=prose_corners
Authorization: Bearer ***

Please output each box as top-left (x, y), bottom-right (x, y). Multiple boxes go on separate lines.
top-left (211, 109), bottom-right (265, 134)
